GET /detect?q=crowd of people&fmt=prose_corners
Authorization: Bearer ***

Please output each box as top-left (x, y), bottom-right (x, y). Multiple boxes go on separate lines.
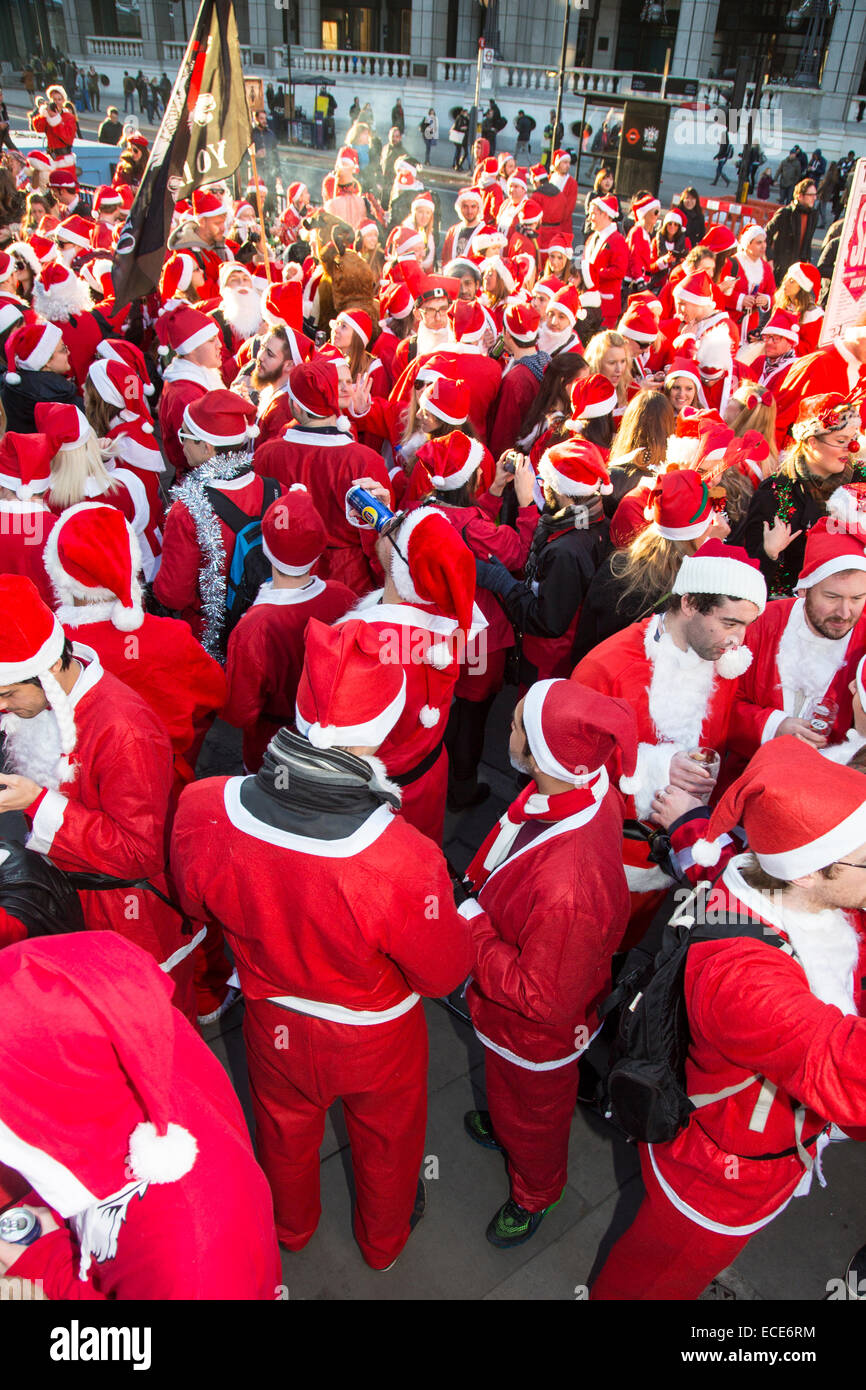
top-left (0, 75), bottom-right (865, 1303)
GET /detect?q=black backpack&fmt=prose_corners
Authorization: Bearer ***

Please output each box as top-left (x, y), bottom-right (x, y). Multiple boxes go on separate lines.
top-left (594, 879), bottom-right (797, 1145)
top-left (205, 476), bottom-right (281, 651)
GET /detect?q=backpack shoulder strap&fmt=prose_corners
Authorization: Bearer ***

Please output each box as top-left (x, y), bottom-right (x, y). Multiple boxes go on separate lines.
top-left (205, 483), bottom-right (249, 535)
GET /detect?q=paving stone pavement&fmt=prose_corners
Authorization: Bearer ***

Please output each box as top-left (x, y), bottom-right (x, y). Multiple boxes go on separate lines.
top-left (199, 691), bottom-right (866, 1301)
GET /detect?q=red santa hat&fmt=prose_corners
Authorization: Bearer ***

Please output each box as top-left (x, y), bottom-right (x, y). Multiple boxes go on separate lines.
top-left (567, 372), bottom-right (618, 422)
top-left (591, 194), bottom-right (619, 220)
top-left (261, 280), bottom-right (304, 330)
top-left (792, 392), bottom-right (860, 443)
top-left (79, 257), bottom-right (114, 300)
top-left (154, 304), bottom-right (219, 357)
top-left (0, 931), bottom-right (200, 1258)
top-left (296, 616), bottom-right (406, 749)
top-left (672, 271), bottom-right (715, 307)
top-left (482, 255), bottom-right (518, 293)
top-left (690, 738), bottom-right (866, 873)
top-left (335, 145), bottom-right (360, 173)
top-left (24, 233), bottom-right (57, 267)
top-left (538, 437), bottom-right (612, 497)
top-left (412, 272), bottom-right (460, 307)
top-left (548, 283), bottom-right (580, 325)
top-left (388, 225), bottom-right (426, 260)
top-left (737, 222), bottom-right (765, 249)
top-left (334, 308), bottom-right (372, 347)
top-left (478, 156), bottom-right (500, 186)
top-left (503, 300), bottom-right (541, 345)
top-left (126, 132), bottom-right (149, 152)
top-left (358, 220), bottom-right (380, 240)
top-left (416, 430), bottom-right (490, 491)
top-left (661, 208), bottom-right (685, 230)
top-left (43, 500), bottom-right (144, 630)
top-left (517, 198), bottom-right (543, 228)
top-left (92, 184), bottom-right (123, 216)
top-left (645, 469), bottom-right (715, 540)
top-left (523, 678), bottom-right (639, 788)
top-left (96, 338), bottom-right (155, 396)
top-left (701, 223), bottom-right (736, 253)
top-left (665, 406), bottom-right (712, 466)
top-left (470, 226), bottom-right (507, 256)
top-left (3, 321), bottom-right (63, 384)
top-left (693, 424), bottom-right (736, 476)
top-left (760, 308), bottom-right (800, 343)
top-left (35, 402), bottom-right (93, 452)
top-left (529, 163), bottom-right (548, 184)
top-left (544, 237), bottom-right (573, 259)
top-left (288, 181), bottom-right (308, 206)
top-left (419, 376), bottom-right (470, 427)
top-left (411, 190), bottom-right (436, 214)
top-left (506, 172), bottom-right (528, 194)
top-left (288, 357), bottom-right (340, 420)
top-left (826, 481), bottom-right (866, 539)
top-left (191, 188), bottom-right (226, 219)
top-left (25, 148), bottom-right (53, 172)
top-left (395, 164), bottom-right (423, 190)
top-left (672, 538), bottom-right (766, 614)
top-left (86, 358), bottom-right (154, 433)
top-left (48, 167), bottom-right (77, 191)
top-left (552, 149), bottom-right (571, 168)
top-left (159, 252), bottom-right (197, 303)
top-left (55, 214), bottom-right (94, 250)
top-left (387, 507), bottom-right (476, 656)
top-left (795, 517), bottom-right (866, 589)
top-left (34, 261), bottom-right (91, 323)
top-left (183, 389), bottom-right (258, 446)
top-left (722, 430), bottom-right (770, 486)
top-left (0, 575), bottom-right (77, 778)
top-left (218, 260), bottom-right (253, 290)
top-left (785, 261), bottom-right (821, 297)
top-left (381, 280), bottom-right (413, 320)
top-left (632, 194), bottom-right (661, 220)
top-left (451, 298), bottom-right (488, 344)
top-left (619, 302), bottom-right (659, 345)
top-left (114, 184), bottom-right (135, 211)
top-left (533, 275), bottom-right (563, 303)
top-left (261, 488), bottom-right (326, 576)
top-left (0, 432), bottom-right (54, 500)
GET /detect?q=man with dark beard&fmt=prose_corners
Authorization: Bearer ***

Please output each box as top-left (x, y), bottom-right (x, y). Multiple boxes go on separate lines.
top-left (246, 326), bottom-right (296, 449)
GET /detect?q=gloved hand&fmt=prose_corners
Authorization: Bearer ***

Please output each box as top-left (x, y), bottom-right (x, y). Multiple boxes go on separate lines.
top-left (475, 555), bottom-right (520, 599)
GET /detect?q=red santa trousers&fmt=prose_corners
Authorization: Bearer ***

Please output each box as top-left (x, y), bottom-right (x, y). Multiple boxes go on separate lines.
top-left (243, 996), bottom-right (428, 1269)
top-left (484, 1049), bottom-right (578, 1211)
top-left (591, 1146), bottom-right (751, 1300)
top-left (398, 745), bottom-right (449, 845)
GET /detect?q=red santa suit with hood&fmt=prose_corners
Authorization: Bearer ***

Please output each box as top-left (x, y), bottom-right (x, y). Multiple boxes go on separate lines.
top-left (43, 502), bottom-right (226, 800)
top-left (729, 518), bottom-right (866, 773)
top-left (0, 578), bottom-right (196, 1018)
top-left (0, 933), bottom-right (280, 1300)
top-left (572, 543), bottom-right (767, 927)
top-left (594, 740), bottom-right (866, 1300)
top-left (336, 506), bottom-right (486, 843)
top-left (0, 431), bottom-right (57, 607)
top-left (460, 680), bottom-right (636, 1211)
top-left (253, 358), bottom-right (391, 596)
top-left (171, 619), bottom-right (473, 1270)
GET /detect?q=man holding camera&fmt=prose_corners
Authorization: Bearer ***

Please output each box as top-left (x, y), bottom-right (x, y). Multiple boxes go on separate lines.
top-left (31, 87), bottom-right (77, 171)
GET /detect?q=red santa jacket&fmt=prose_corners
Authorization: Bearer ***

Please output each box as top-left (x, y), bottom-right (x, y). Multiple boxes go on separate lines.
top-left (105, 416), bottom-right (166, 581)
top-left (222, 576), bottom-right (357, 771)
top-left (533, 185), bottom-right (567, 251)
top-left (797, 304), bottom-right (824, 355)
top-left (441, 222), bottom-right (486, 265)
top-left (57, 607), bottom-right (226, 793)
top-left (53, 302), bottom-right (129, 392)
top-left (153, 469), bottom-right (281, 642)
top-left (725, 253), bottom-right (776, 340)
top-left (0, 499), bottom-right (57, 607)
top-left (390, 348), bottom-right (503, 445)
top-left (14, 647), bottom-right (189, 976)
top-left (461, 776), bottom-right (630, 1065)
top-left (8, 954), bottom-right (280, 1300)
top-left (553, 173), bottom-right (578, 243)
top-left (647, 855), bottom-right (866, 1233)
top-left (584, 225), bottom-right (629, 329)
top-left (32, 105), bottom-right (78, 158)
top-left (572, 615), bottom-right (745, 892)
top-left (487, 355), bottom-right (548, 459)
top-left (157, 362), bottom-right (213, 479)
top-left (626, 223), bottom-right (653, 283)
top-left (728, 596), bottom-right (866, 766)
top-left (773, 341), bottom-right (866, 449)
top-left (171, 773), bottom-right (474, 1013)
top-left (253, 426), bottom-right (390, 596)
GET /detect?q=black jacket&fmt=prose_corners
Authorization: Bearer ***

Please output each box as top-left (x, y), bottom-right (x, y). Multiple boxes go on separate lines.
top-left (765, 202), bottom-right (820, 283)
top-left (0, 369), bottom-right (83, 434)
top-left (673, 198), bottom-right (705, 247)
top-left (572, 551), bottom-right (659, 661)
top-left (733, 473), bottom-right (828, 597)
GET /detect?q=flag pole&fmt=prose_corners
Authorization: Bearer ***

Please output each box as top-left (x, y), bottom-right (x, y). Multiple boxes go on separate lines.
top-left (248, 143), bottom-right (272, 281)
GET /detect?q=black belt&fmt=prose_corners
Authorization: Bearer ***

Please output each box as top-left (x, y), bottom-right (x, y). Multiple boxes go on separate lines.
top-left (392, 739), bottom-right (445, 788)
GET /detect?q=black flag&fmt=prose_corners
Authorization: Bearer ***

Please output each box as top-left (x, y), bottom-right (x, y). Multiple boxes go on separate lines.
top-left (112, 0), bottom-right (251, 311)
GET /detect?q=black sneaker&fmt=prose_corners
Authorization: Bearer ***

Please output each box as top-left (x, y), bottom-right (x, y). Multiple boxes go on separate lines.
top-left (464, 1109), bottom-right (503, 1151)
top-left (486, 1195), bottom-right (562, 1249)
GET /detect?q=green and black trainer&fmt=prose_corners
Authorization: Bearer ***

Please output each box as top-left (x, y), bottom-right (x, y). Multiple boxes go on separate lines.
top-left (486, 1195), bottom-right (562, 1249)
top-left (463, 1109), bottom-right (503, 1151)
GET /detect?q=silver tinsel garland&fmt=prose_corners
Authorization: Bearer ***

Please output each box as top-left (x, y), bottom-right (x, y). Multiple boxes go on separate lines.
top-left (171, 451), bottom-right (254, 660)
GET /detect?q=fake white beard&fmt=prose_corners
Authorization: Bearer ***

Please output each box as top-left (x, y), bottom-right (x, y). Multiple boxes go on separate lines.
top-left (57, 243), bottom-right (77, 268)
top-left (646, 623), bottom-right (717, 749)
top-left (1, 707), bottom-right (64, 791)
top-left (538, 323), bottom-right (573, 355)
top-left (221, 286), bottom-right (263, 341)
top-left (33, 272), bottom-right (92, 322)
top-left (416, 322), bottom-right (454, 356)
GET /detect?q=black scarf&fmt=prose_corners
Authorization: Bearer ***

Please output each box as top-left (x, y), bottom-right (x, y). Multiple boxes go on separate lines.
top-left (238, 729), bottom-right (399, 842)
top-left (525, 495), bottom-right (605, 586)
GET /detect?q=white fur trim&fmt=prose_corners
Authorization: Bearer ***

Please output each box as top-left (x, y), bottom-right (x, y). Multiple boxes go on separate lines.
top-left (691, 836), bottom-right (725, 866)
top-left (715, 645), bottom-right (752, 678)
top-left (261, 535), bottom-right (320, 577)
top-left (419, 704), bottom-right (441, 727)
top-left (9, 321), bottom-right (62, 375)
top-left (623, 740), bottom-right (678, 819)
top-left (673, 554), bottom-right (766, 614)
top-left (425, 640), bottom-right (453, 669)
top-left (665, 437), bottom-right (702, 467)
top-left (297, 672), bottom-right (407, 749)
top-left (127, 1121), bottom-right (198, 1185)
top-left (538, 452), bottom-right (608, 498)
top-left (775, 597), bottom-right (850, 714)
top-left (0, 615), bottom-right (65, 683)
top-left (431, 438), bottom-right (485, 491)
top-left (43, 501), bottom-right (144, 627)
top-left (388, 506), bottom-right (437, 604)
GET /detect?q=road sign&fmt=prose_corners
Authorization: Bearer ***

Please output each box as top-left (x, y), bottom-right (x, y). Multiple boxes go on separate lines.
top-left (820, 157), bottom-right (866, 344)
top-left (482, 47), bottom-right (495, 63)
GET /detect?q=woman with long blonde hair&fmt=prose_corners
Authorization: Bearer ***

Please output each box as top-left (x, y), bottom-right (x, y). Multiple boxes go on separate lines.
top-left (584, 329), bottom-right (632, 415)
top-left (41, 404), bottom-right (147, 538)
top-left (724, 380), bottom-right (779, 469)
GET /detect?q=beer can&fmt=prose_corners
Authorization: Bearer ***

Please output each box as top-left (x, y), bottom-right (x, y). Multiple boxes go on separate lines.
top-left (346, 486), bottom-right (395, 532)
top-left (0, 1208), bottom-right (42, 1246)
